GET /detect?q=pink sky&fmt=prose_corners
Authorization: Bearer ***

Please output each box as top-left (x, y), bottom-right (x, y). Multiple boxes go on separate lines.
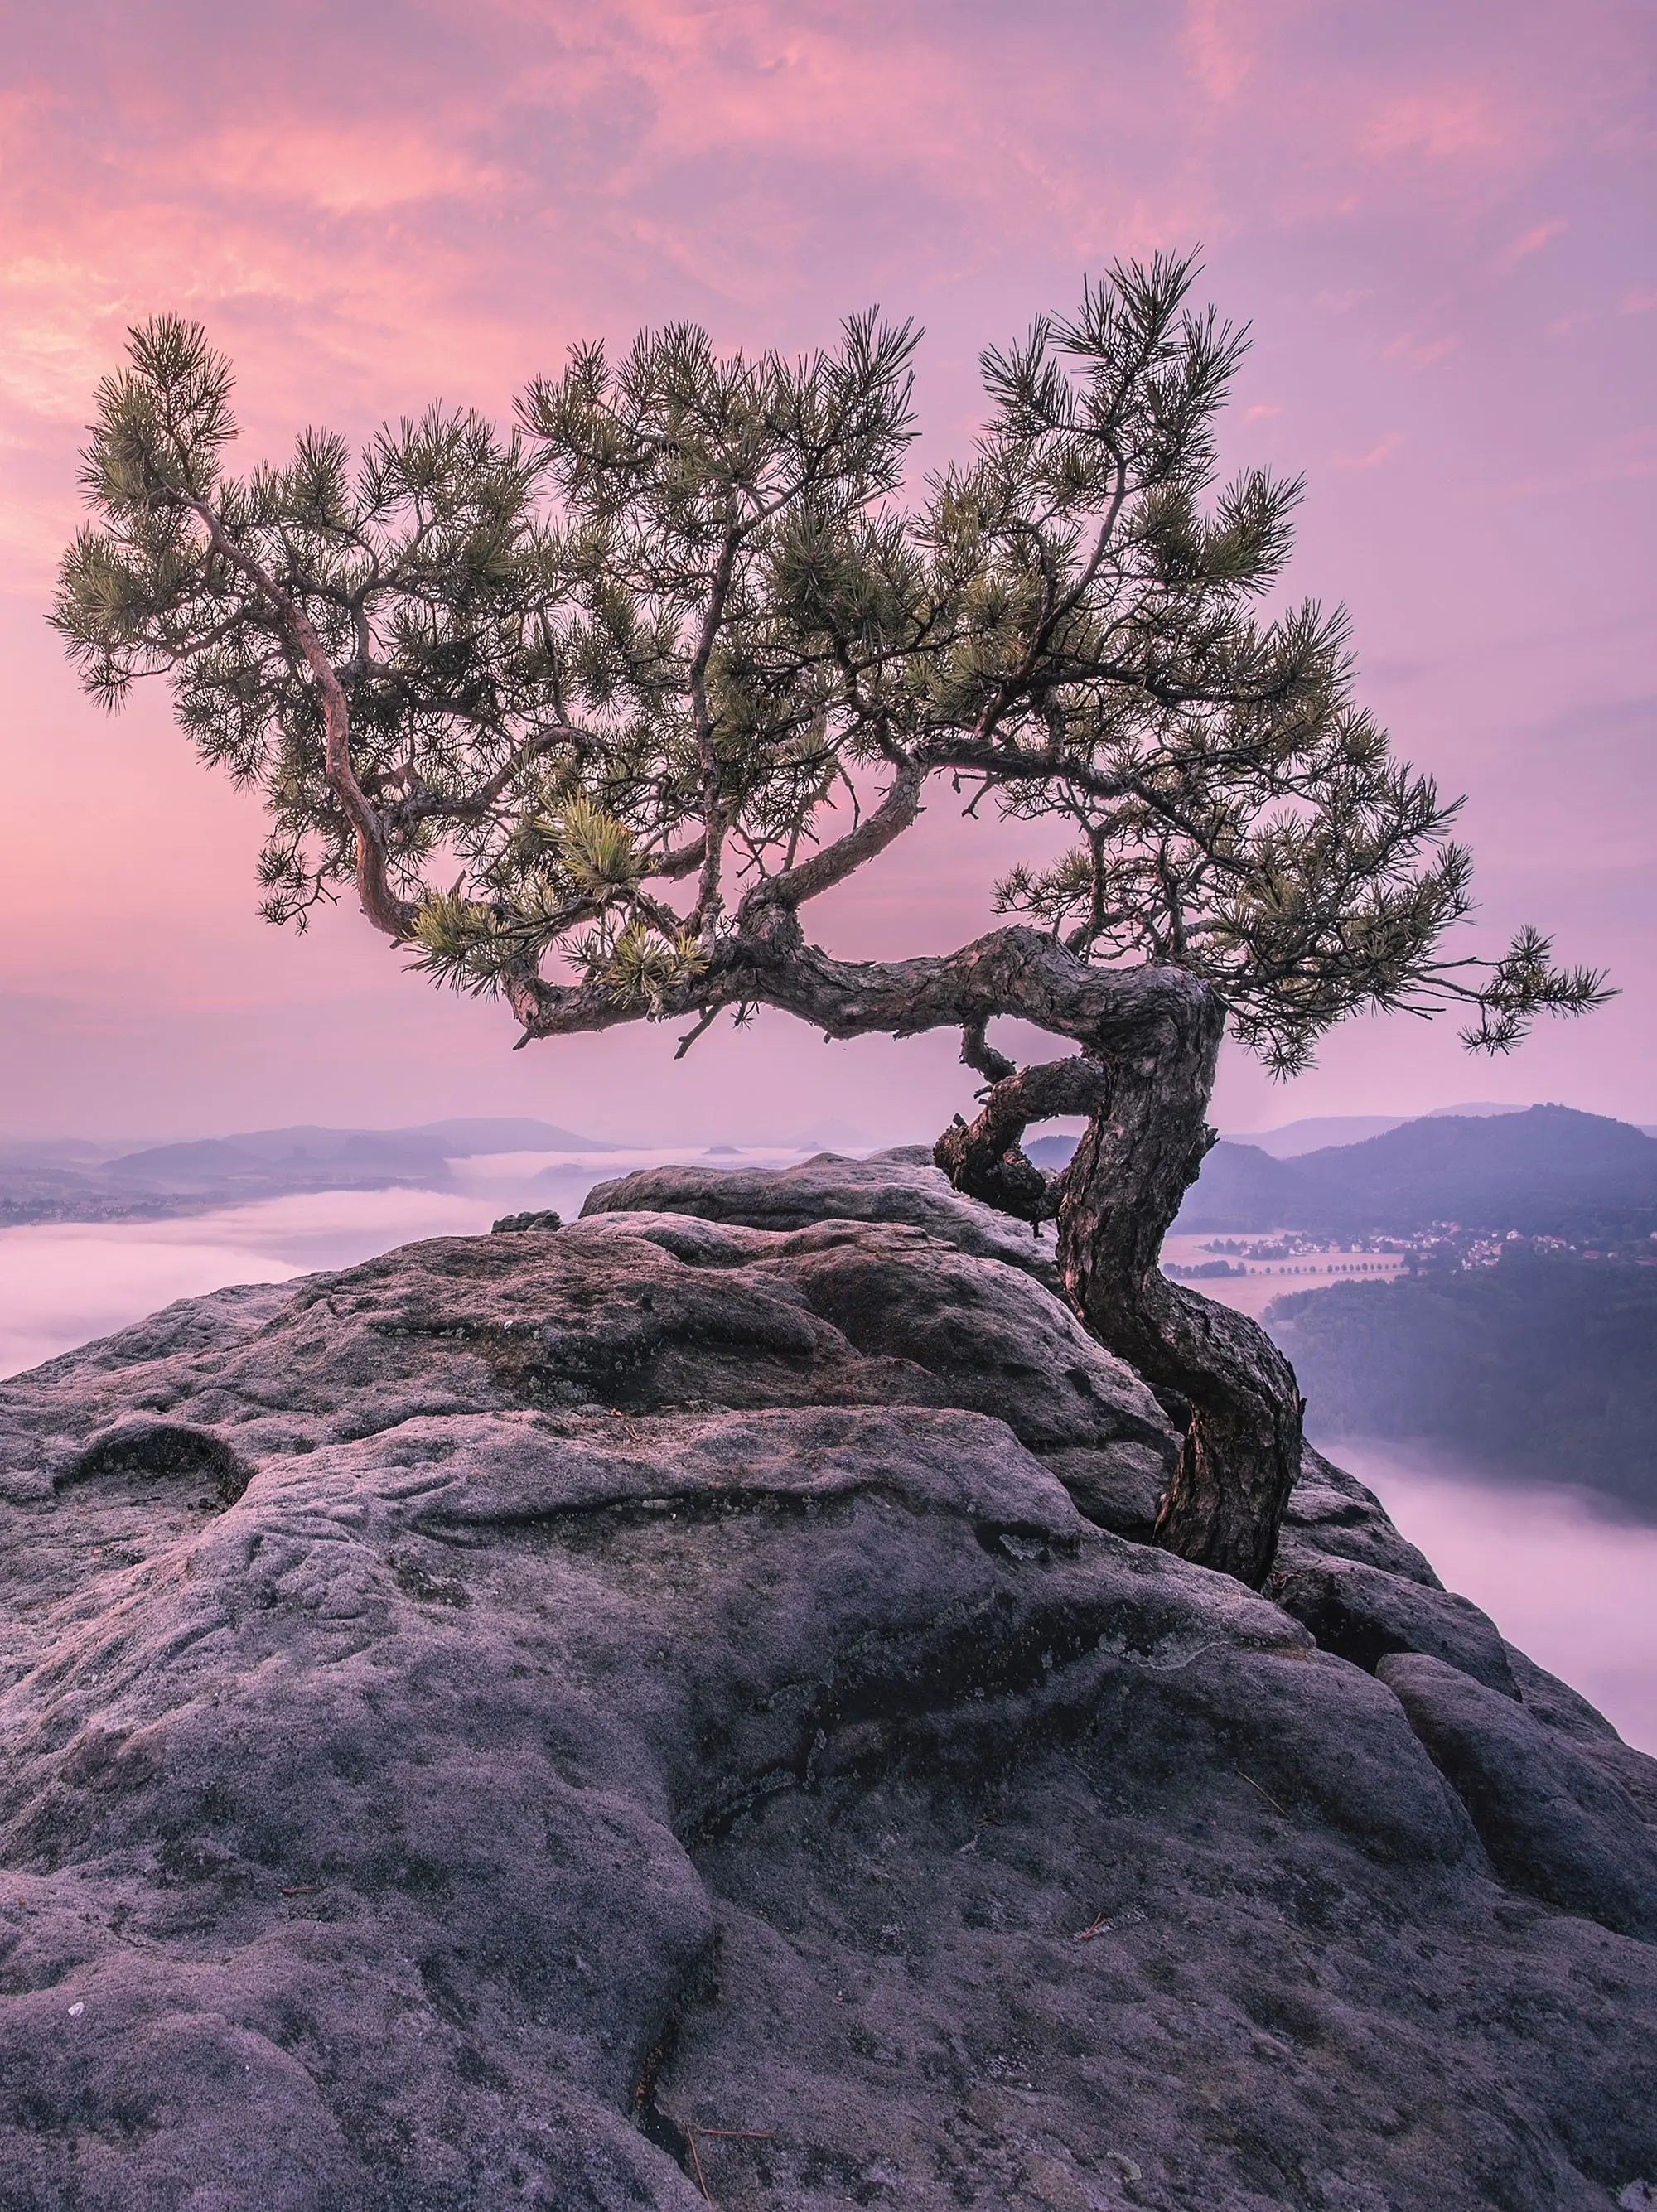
top-left (2, 0), bottom-right (1652, 1144)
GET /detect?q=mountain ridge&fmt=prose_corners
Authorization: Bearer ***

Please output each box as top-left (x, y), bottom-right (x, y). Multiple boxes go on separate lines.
top-left (103, 1115), bottom-right (610, 1177)
top-left (1179, 1104), bottom-right (1657, 1236)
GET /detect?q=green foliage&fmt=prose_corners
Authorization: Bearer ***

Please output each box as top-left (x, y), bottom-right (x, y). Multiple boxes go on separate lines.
top-left (53, 263), bottom-right (1606, 1061)
top-left (1458, 925), bottom-right (1609, 1054)
top-left (554, 795), bottom-right (640, 898)
top-left (588, 919), bottom-right (708, 1012)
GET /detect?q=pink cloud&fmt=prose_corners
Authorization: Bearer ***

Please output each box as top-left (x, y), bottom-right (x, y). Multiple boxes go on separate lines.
top-left (1492, 424), bottom-right (1657, 500)
top-left (1362, 88), bottom-right (1508, 162)
top-left (1495, 218), bottom-right (1568, 271)
top-left (0, 0), bottom-right (1650, 1139)
top-left (167, 123), bottom-right (516, 215)
top-left (1384, 332), bottom-right (1461, 368)
top-left (1331, 429), bottom-right (1405, 470)
top-left (1179, 0), bottom-right (1258, 104)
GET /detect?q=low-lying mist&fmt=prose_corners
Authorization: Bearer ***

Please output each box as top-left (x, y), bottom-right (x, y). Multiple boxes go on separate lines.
top-left (0, 1152), bottom-right (706, 1379)
top-left (1321, 1437), bottom-right (1657, 1753)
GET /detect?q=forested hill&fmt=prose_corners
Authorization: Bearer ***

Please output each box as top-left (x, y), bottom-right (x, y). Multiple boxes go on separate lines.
top-left (1270, 1252), bottom-right (1657, 1512)
top-left (1172, 1105), bottom-right (1657, 1237)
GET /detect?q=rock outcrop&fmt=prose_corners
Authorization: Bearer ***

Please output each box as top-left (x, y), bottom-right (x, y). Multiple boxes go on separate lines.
top-left (582, 1146), bottom-right (1065, 1287)
top-left (0, 1153), bottom-right (1651, 2210)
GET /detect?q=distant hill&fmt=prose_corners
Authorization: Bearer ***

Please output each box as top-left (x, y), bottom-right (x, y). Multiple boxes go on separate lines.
top-left (792, 1118), bottom-right (877, 1152)
top-left (1026, 1099), bottom-right (1596, 1177)
top-left (1224, 1102), bottom-right (1532, 1158)
top-left (0, 1137), bottom-right (140, 1171)
top-left (1225, 1114), bottom-right (1404, 1157)
top-left (0, 1117), bottom-right (607, 1224)
top-left (104, 1129), bottom-right (451, 1191)
top-left (1284, 1106), bottom-right (1657, 1234)
top-left (1171, 1141), bottom-right (1307, 1230)
top-left (106, 1118), bottom-right (605, 1180)
top-left (1270, 1251), bottom-right (1657, 1513)
top-left (1031, 1104), bottom-right (1657, 1239)
top-left (1175, 1106), bottom-right (1657, 1239)
top-left (1026, 1134), bottom-right (1079, 1171)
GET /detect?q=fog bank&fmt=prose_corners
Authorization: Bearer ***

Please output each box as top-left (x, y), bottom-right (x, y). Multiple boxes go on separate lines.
top-left (0, 1152), bottom-right (749, 1379)
top-left (1328, 1437), bottom-right (1657, 1754)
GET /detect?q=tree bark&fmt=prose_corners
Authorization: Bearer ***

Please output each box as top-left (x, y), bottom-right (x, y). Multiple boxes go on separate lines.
top-left (1056, 988), bottom-right (1304, 1588)
top-left (930, 972), bottom-right (1305, 1589)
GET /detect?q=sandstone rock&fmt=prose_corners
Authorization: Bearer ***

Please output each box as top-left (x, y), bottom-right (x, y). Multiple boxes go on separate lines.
top-left (1267, 1553), bottom-right (1517, 1695)
top-left (1276, 1444), bottom-right (1443, 1586)
top-left (1505, 1640), bottom-right (1657, 1822)
top-left (1379, 1652), bottom-right (1657, 1940)
top-left (582, 1144), bottom-right (1065, 1286)
top-left (0, 1162), bottom-right (1651, 2210)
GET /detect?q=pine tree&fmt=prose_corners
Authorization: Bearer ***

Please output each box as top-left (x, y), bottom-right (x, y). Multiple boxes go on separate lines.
top-left (53, 258), bottom-right (1608, 1585)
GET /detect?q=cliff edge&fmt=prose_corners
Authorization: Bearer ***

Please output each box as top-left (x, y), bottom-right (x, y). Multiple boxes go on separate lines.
top-left (0, 1153), bottom-right (1651, 2210)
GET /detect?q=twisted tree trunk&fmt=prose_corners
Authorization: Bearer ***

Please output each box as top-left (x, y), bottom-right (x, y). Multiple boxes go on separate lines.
top-left (934, 974), bottom-right (1304, 1589)
top-left (513, 906), bottom-right (1303, 1584)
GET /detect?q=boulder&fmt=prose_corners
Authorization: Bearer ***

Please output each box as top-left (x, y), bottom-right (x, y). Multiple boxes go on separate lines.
top-left (1379, 1652), bottom-right (1657, 1940)
top-left (0, 1160), bottom-right (1651, 2210)
top-left (1267, 1553), bottom-right (1517, 1695)
top-left (581, 1144), bottom-right (1065, 1287)
top-left (1275, 1444), bottom-right (1444, 1585)
top-left (1505, 1641), bottom-right (1657, 1822)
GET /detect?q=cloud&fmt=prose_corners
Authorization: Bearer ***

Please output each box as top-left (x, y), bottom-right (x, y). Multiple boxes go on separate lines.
top-left (166, 123), bottom-right (516, 215)
top-left (1179, 0), bottom-right (1257, 104)
top-left (1495, 218), bottom-right (1568, 271)
top-left (0, 0), bottom-right (1652, 1142)
top-left (1362, 88), bottom-right (1507, 162)
top-left (0, 1220), bottom-right (305, 1381)
top-left (1384, 331), bottom-right (1461, 368)
top-left (1492, 425), bottom-right (1657, 500)
top-left (1331, 429), bottom-right (1405, 470)
top-left (1315, 287), bottom-right (1374, 315)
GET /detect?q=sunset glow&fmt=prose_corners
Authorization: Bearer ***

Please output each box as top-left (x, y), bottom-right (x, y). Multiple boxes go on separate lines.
top-left (2, 0), bottom-right (1651, 1141)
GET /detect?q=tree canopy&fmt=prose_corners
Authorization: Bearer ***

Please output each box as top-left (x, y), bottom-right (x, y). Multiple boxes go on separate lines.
top-left (55, 254), bottom-right (1612, 1588)
top-left (56, 254), bottom-right (1606, 1079)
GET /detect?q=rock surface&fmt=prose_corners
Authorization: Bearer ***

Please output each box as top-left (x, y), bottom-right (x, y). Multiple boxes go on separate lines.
top-left (582, 1146), bottom-right (1065, 1287)
top-left (0, 1153), bottom-right (1650, 2210)
top-left (1379, 1654), bottom-right (1657, 1941)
